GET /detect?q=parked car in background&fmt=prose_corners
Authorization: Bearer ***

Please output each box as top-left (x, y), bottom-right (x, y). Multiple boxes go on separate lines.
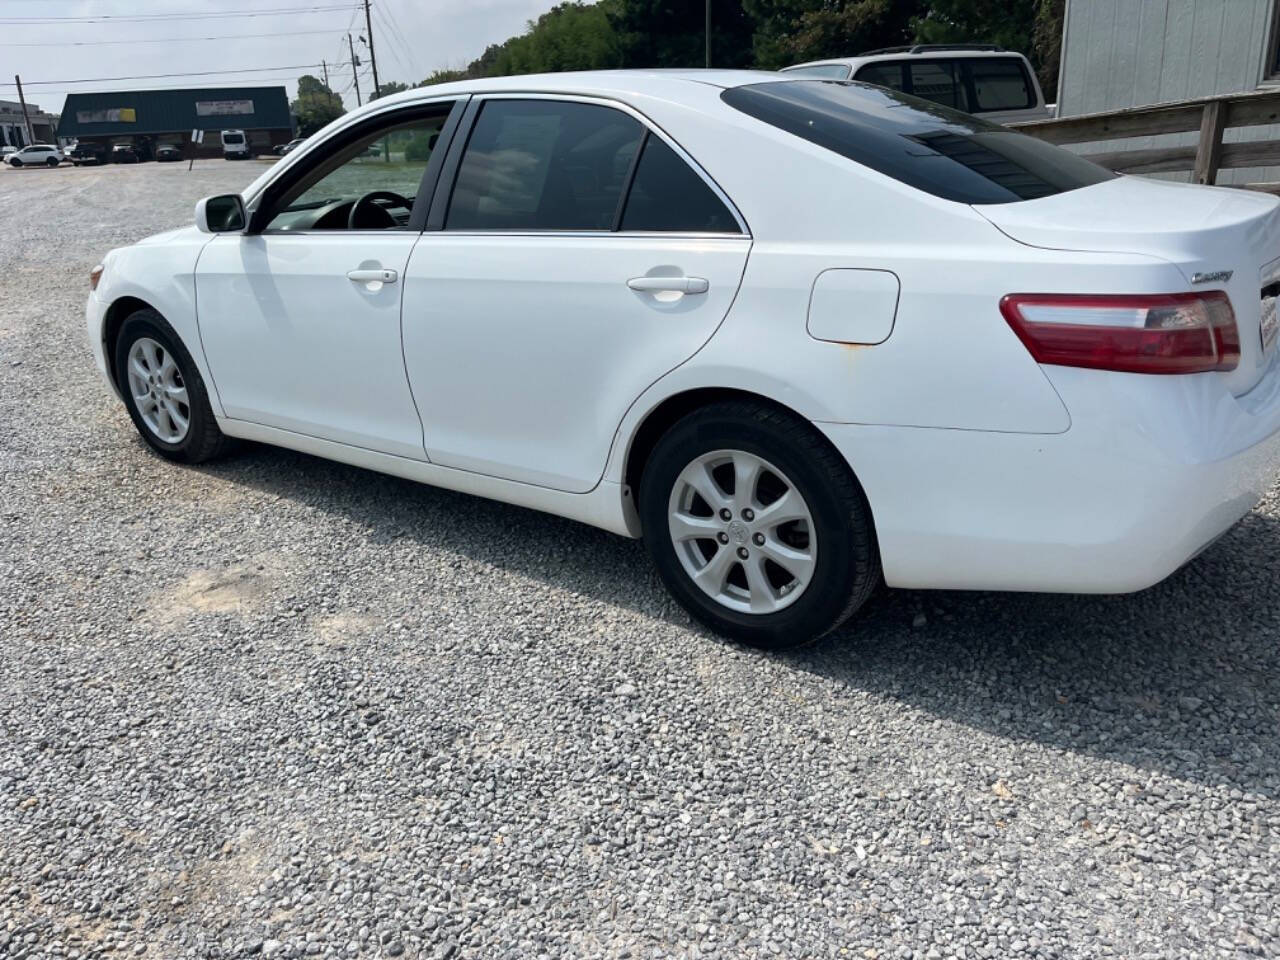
top-left (7, 144), bottom-right (65, 167)
top-left (782, 45), bottom-right (1053, 123)
top-left (69, 142), bottom-right (108, 166)
top-left (85, 70), bottom-right (1280, 648)
top-left (221, 129), bottom-right (250, 160)
top-left (280, 137), bottom-right (306, 155)
top-left (1, 146), bottom-right (16, 160)
top-left (110, 144), bottom-right (139, 164)
top-left (155, 143), bottom-right (182, 162)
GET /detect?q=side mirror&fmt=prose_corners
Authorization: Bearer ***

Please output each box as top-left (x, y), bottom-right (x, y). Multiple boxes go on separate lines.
top-left (195, 194), bottom-right (246, 234)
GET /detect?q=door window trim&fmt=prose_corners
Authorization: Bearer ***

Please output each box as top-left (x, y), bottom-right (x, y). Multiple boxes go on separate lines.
top-left (424, 92), bottom-right (750, 238)
top-left (246, 96), bottom-right (468, 236)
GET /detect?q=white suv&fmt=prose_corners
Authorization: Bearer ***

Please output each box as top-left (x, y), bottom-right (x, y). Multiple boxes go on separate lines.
top-left (6, 144), bottom-right (65, 168)
top-left (782, 44), bottom-right (1052, 124)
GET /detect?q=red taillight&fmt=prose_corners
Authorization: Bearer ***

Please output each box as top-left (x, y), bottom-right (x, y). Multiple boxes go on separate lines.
top-left (1000, 292), bottom-right (1240, 374)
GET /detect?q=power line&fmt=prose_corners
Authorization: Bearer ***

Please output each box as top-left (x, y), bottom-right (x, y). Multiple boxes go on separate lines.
top-left (0, 4), bottom-right (352, 25)
top-left (1, 29), bottom-right (345, 47)
top-left (0, 64), bottom-right (324, 87)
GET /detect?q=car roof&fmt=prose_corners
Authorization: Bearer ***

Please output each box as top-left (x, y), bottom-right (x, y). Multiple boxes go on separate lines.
top-left (367, 68), bottom-right (783, 110)
top-left (783, 49), bottom-right (1029, 71)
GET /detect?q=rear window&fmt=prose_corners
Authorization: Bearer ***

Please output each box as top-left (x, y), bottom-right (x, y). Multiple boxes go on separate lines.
top-left (223, 133), bottom-right (244, 144)
top-left (721, 80), bottom-right (1114, 205)
top-left (781, 64), bottom-right (851, 80)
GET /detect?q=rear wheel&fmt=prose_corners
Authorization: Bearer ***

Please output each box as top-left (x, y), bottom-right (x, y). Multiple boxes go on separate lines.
top-left (639, 400), bottom-right (881, 649)
top-left (114, 309), bottom-right (231, 463)
top-left (46, 157), bottom-right (59, 167)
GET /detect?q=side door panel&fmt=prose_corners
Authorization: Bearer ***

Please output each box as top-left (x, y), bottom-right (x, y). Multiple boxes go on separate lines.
top-left (197, 232), bottom-right (425, 458)
top-left (402, 234), bottom-right (750, 491)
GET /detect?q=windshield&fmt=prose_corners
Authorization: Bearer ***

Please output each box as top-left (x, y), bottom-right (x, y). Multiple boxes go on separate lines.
top-left (721, 80), bottom-right (1114, 205)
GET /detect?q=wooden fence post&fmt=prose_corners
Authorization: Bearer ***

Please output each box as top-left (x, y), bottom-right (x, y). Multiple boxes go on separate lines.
top-left (1194, 100), bottom-right (1226, 185)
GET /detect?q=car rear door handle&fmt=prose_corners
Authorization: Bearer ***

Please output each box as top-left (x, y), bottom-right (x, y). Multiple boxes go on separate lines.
top-left (627, 276), bottom-right (709, 295)
top-left (347, 268), bottom-right (398, 284)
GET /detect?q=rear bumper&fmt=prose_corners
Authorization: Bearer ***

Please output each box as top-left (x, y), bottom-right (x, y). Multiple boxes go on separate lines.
top-left (819, 356), bottom-right (1280, 593)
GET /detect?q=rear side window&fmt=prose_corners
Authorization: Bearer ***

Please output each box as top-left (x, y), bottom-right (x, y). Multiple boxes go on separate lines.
top-left (967, 57), bottom-right (1034, 111)
top-left (781, 64), bottom-right (852, 80)
top-left (620, 135), bottom-right (739, 233)
top-left (447, 99), bottom-right (643, 231)
top-left (721, 80), bottom-right (1114, 205)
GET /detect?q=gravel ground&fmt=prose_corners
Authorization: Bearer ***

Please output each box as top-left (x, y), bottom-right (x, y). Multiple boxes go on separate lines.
top-left (2, 160), bottom-right (1279, 960)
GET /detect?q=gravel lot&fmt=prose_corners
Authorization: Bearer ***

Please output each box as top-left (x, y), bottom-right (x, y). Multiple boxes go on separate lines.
top-left (2, 159), bottom-right (1279, 960)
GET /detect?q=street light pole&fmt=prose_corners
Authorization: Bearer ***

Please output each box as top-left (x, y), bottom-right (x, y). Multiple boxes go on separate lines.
top-left (705, 0), bottom-right (711, 68)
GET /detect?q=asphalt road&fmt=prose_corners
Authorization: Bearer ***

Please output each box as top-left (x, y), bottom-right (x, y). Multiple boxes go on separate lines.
top-left (1, 160), bottom-right (1278, 959)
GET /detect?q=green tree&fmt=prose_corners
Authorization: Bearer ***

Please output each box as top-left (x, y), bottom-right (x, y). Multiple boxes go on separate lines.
top-left (291, 74), bottom-right (344, 136)
top-left (610, 0), bottom-right (753, 69)
top-left (745, 0), bottom-right (922, 69)
top-left (369, 80), bottom-right (413, 101)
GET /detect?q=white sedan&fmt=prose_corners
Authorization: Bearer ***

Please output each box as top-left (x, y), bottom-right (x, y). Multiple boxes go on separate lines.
top-left (86, 71), bottom-right (1280, 647)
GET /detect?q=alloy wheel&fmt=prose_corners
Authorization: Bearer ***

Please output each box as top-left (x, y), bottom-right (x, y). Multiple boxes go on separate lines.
top-left (126, 337), bottom-right (190, 444)
top-left (667, 449), bottom-right (817, 615)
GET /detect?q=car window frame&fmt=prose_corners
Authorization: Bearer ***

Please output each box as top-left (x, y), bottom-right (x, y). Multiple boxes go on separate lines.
top-left (961, 57), bottom-right (1036, 113)
top-left (425, 93), bottom-right (749, 239)
top-left (855, 56), bottom-right (1036, 115)
top-left (246, 97), bottom-right (468, 237)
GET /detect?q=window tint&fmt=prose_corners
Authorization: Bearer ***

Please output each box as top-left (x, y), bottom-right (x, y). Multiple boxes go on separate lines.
top-left (908, 61), bottom-right (968, 111)
top-left (782, 64), bottom-right (852, 80)
top-left (853, 62), bottom-right (906, 91)
top-left (620, 135), bottom-right (738, 233)
top-left (447, 100), bottom-right (643, 231)
top-left (723, 80), bottom-right (1115, 205)
top-left (966, 58), bottom-right (1034, 111)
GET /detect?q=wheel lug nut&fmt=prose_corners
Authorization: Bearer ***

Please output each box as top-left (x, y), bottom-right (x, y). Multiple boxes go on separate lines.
top-left (717, 532), bottom-right (729, 544)
top-left (753, 533), bottom-right (765, 546)
top-left (736, 547), bottom-right (749, 560)
top-left (719, 508), bottom-right (731, 521)
top-left (742, 508), bottom-right (754, 521)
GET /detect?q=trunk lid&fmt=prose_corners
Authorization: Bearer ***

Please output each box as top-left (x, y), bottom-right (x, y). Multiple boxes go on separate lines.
top-left (974, 176), bottom-right (1280, 395)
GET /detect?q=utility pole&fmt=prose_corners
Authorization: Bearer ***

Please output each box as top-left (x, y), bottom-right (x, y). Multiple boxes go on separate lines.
top-left (14, 75), bottom-right (35, 146)
top-left (348, 33), bottom-right (362, 107)
top-left (705, 0), bottom-right (711, 68)
top-left (362, 0), bottom-right (381, 99)
top-left (321, 60), bottom-right (340, 112)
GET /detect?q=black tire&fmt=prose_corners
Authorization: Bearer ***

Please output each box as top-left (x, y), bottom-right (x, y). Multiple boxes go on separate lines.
top-left (639, 400), bottom-right (881, 649)
top-left (46, 157), bottom-right (59, 167)
top-left (113, 308), bottom-right (232, 464)
top-left (10, 159), bottom-right (20, 168)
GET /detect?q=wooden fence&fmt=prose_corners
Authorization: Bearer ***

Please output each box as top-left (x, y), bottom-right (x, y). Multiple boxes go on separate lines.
top-left (1012, 89), bottom-right (1280, 193)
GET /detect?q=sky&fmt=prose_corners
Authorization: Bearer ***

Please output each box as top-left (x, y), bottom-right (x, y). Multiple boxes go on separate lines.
top-left (0, 0), bottom-right (554, 116)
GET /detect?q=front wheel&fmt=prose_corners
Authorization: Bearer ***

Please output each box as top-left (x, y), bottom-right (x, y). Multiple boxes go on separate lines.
top-left (114, 309), bottom-right (231, 463)
top-left (639, 401), bottom-right (881, 649)
top-left (9, 159), bottom-right (20, 167)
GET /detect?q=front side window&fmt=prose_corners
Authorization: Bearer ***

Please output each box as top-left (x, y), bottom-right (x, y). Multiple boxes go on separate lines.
top-left (853, 62), bottom-right (907, 91)
top-left (966, 58), bottom-right (1034, 111)
top-left (723, 80), bottom-right (1115, 205)
top-left (446, 100), bottom-right (644, 231)
top-left (264, 111), bottom-right (449, 230)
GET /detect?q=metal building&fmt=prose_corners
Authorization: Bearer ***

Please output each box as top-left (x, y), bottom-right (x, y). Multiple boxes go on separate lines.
top-left (56, 86), bottom-right (294, 160)
top-left (1, 98), bottom-right (59, 148)
top-left (1056, 0), bottom-right (1280, 184)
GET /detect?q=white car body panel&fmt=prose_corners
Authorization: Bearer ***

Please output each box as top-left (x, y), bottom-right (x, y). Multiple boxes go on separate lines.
top-left (195, 232), bottom-right (426, 459)
top-left (87, 69), bottom-right (1280, 598)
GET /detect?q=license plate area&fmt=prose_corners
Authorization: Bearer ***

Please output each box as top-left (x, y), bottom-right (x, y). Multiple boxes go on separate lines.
top-left (1261, 282), bottom-right (1279, 354)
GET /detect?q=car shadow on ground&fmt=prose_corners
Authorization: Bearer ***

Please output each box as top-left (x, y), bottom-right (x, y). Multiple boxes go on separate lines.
top-left (197, 440), bottom-right (1280, 799)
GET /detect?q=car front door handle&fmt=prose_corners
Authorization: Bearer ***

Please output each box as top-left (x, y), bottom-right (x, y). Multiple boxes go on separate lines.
top-left (627, 276), bottom-right (709, 295)
top-left (347, 268), bottom-right (399, 284)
